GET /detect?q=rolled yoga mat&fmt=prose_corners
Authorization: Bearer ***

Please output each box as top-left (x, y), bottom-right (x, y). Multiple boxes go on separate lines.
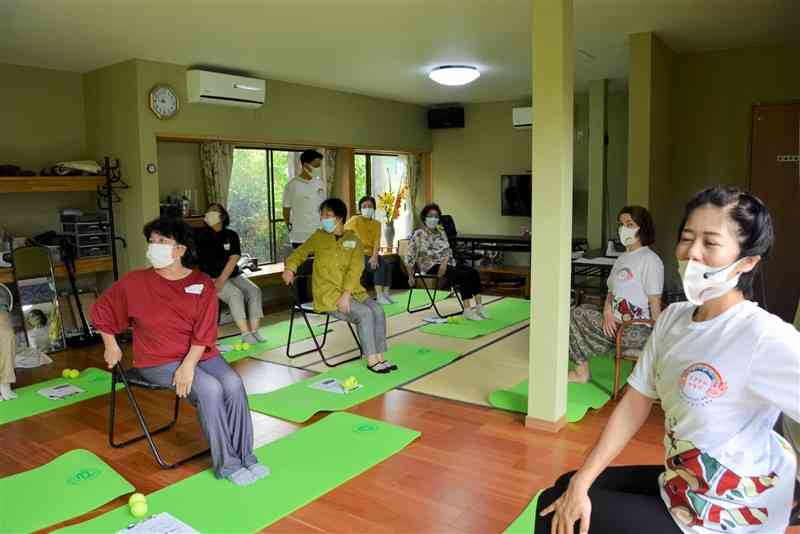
top-left (504, 491), bottom-right (542, 534)
top-left (247, 343), bottom-right (460, 423)
top-left (488, 356), bottom-right (634, 423)
top-left (0, 367), bottom-right (119, 426)
top-left (55, 412), bottom-right (420, 534)
top-left (420, 297), bottom-right (530, 339)
top-left (220, 319), bottom-right (331, 363)
top-left (0, 449), bottom-right (135, 534)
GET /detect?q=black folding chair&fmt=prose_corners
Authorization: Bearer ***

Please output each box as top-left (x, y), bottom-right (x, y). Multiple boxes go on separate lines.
top-left (285, 274), bottom-right (362, 367)
top-left (109, 361), bottom-right (209, 469)
top-left (406, 264), bottom-right (465, 319)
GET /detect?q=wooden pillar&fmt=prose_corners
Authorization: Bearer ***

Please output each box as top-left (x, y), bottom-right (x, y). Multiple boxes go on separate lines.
top-left (588, 79), bottom-right (607, 250)
top-left (526, 0), bottom-right (574, 432)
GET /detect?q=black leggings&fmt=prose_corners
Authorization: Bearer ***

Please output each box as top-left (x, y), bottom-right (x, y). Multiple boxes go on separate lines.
top-left (535, 466), bottom-right (680, 534)
top-left (426, 264), bottom-right (483, 300)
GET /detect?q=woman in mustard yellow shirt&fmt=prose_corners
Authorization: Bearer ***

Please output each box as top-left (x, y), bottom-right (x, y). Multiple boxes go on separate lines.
top-left (282, 198), bottom-right (396, 374)
top-left (344, 196), bottom-right (394, 305)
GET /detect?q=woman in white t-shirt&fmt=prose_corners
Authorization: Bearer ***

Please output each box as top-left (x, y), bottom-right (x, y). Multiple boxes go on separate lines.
top-left (537, 186), bottom-right (800, 534)
top-left (569, 206), bottom-right (664, 383)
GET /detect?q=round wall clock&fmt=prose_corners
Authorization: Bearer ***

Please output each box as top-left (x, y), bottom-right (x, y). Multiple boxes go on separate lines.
top-left (149, 84), bottom-right (179, 120)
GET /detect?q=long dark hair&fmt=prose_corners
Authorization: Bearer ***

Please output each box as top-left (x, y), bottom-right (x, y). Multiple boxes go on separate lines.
top-left (143, 216), bottom-right (197, 267)
top-left (677, 186), bottom-right (774, 297)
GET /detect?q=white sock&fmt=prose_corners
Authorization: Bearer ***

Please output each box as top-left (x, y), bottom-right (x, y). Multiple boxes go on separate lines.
top-left (0, 383), bottom-right (16, 400)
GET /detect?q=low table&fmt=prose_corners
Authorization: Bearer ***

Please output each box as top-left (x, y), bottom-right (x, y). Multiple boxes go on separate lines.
top-left (479, 265), bottom-right (530, 299)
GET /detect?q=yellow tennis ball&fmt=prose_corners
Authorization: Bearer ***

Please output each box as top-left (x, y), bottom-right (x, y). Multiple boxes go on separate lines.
top-left (130, 501), bottom-right (148, 518)
top-left (128, 493), bottom-right (146, 506)
top-left (241, 343), bottom-right (251, 350)
top-left (68, 369), bottom-right (80, 379)
top-left (62, 369), bottom-right (71, 378)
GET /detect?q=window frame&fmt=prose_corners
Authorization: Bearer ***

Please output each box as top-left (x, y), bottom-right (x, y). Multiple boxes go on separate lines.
top-left (229, 146), bottom-right (305, 266)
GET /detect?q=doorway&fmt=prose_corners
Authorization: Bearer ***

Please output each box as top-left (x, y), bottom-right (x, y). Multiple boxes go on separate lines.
top-left (750, 103), bottom-right (800, 322)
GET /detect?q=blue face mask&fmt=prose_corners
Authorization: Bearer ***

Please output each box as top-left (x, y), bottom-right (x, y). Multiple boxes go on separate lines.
top-left (425, 217), bottom-right (439, 229)
top-left (321, 218), bottom-right (337, 233)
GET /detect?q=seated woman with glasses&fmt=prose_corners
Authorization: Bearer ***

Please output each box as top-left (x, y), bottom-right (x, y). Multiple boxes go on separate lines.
top-left (92, 216), bottom-right (269, 486)
top-left (404, 203), bottom-right (486, 321)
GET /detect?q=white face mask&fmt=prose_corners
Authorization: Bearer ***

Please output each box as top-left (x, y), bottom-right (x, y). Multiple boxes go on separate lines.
top-left (425, 216), bottom-right (439, 229)
top-left (204, 211), bottom-right (222, 227)
top-left (147, 243), bottom-right (176, 269)
top-left (618, 225), bottom-right (639, 247)
top-left (305, 164), bottom-right (321, 179)
top-left (360, 207), bottom-right (375, 219)
top-left (678, 258), bottom-right (744, 306)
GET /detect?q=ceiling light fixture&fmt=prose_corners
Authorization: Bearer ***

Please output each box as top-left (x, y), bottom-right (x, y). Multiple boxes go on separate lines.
top-left (429, 65), bottom-right (480, 86)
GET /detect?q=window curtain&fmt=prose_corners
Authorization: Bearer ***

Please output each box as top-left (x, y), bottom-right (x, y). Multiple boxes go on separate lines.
top-left (200, 142), bottom-right (234, 207)
top-left (405, 154), bottom-right (423, 228)
top-left (322, 148), bottom-right (337, 196)
top-left (287, 147), bottom-right (335, 196)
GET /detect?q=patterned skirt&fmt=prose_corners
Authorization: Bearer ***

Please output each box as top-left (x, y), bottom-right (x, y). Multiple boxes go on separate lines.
top-left (568, 304), bottom-right (652, 365)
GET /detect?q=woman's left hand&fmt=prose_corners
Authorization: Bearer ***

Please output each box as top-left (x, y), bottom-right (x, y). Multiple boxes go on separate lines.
top-left (336, 292), bottom-right (352, 314)
top-left (213, 277), bottom-right (226, 291)
top-left (437, 263), bottom-right (448, 277)
top-left (172, 363), bottom-right (196, 398)
top-left (369, 255), bottom-right (379, 270)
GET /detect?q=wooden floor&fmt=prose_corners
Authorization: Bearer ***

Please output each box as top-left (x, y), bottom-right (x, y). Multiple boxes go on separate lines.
top-left (4, 342), bottom-right (797, 533)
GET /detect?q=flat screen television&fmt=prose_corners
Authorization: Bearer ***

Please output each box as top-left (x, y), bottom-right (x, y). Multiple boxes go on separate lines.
top-left (501, 174), bottom-right (532, 216)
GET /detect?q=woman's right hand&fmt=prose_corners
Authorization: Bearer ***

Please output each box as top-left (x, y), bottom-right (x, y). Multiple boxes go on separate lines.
top-left (104, 344), bottom-right (123, 369)
top-left (602, 305), bottom-right (619, 338)
top-left (539, 481), bottom-right (592, 534)
top-left (282, 270), bottom-right (295, 286)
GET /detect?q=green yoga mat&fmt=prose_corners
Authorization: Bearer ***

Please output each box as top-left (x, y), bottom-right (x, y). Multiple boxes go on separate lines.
top-left (0, 449), bottom-right (134, 534)
top-left (504, 491), bottom-right (542, 533)
top-left (248, 343), bottom-right (460, 422)
top-left (56, 413), bottom-right (420, 534)
top-left (380, 289), bottom-right (450, 317)
top-left (0, 367), bottom-right (119, 426)
top-left (420, 297), bottom-right (530, 339)
top-left (220, 320), bottom-right (330, 363)
top-left (488, 356), bottom-right (634, 423)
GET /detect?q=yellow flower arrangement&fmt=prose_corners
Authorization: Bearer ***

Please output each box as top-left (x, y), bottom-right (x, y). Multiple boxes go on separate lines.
top-left (376, 170), bottom-right (408, 223)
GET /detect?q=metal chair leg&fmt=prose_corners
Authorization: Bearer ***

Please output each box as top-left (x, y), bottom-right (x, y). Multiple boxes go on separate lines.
top-left (108, 366), bottom-right (209, 469)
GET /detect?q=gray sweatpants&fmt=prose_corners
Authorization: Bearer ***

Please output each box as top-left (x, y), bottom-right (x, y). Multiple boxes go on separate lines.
top-left (332, 299), bottom-right (387, 356)
top-left (136, 356), bottom-right (257, 479)
top-left (218, 275), bottom-right (263, 325)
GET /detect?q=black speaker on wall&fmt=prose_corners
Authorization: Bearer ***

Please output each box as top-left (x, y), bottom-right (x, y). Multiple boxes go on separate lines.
top-left (428, 107), bottom-right (464, 129)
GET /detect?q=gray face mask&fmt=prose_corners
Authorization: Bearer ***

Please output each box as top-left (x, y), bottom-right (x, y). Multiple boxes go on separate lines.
top-left (425, 217), bottom-right (439, 229)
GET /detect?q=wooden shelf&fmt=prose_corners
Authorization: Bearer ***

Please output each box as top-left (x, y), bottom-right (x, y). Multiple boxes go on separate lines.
top-left (0, 256), bottom-right (113, 284)
top-left (0, 176), bottom-right (105, 193)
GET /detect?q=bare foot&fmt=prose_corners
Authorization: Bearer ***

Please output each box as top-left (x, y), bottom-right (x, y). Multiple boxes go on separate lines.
top-left (568, 365), bottom-right (591, 384)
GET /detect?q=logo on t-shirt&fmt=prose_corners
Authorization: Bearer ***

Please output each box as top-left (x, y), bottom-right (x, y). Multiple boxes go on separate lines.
top-left (679, 362), bottom-right (728, 406)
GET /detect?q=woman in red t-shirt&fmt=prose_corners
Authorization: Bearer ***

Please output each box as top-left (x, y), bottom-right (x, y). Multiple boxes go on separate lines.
top-left (92, 217), bottom-right (268, 486)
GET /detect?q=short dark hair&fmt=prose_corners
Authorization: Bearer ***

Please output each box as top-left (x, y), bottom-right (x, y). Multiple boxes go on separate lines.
top-left (358, 196), bottom-right (376, 209)
top-left (207, 203), bottom-right (230, 227)
top-left (618, 205), bottom-right (655, 246)
top-left (143, 216), bottom-right (196, 267)
top-left (319, 197), bottom-right (348, 220)
top-left (420, 203), bottom-right (441, 221)
top-left (300, 149), bottom-right (324, 165)
top-left (677, 186), bottom-right (774, 297)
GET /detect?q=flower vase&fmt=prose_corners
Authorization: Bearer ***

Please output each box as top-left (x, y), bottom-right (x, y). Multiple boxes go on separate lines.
top-left (383, 220), bottom-right (396, 250)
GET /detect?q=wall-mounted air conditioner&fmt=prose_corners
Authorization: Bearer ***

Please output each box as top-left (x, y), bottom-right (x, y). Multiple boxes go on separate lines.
top-left (187, 70), bottom-right (266, 108)
top-left (512, 106), bottom-right (532, 129)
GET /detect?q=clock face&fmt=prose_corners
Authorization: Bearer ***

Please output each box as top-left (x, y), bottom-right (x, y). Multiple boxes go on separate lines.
top-left (149, 85), bottom-right (179, 119)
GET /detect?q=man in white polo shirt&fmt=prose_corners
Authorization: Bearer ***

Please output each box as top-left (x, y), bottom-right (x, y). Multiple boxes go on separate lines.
top-left (283, 149), bottom-right (326, 248)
